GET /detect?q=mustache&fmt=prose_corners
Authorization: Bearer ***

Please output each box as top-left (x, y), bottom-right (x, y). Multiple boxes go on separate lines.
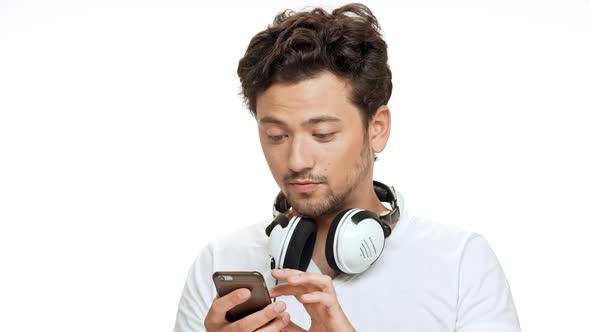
top-left (284, 171), bottom-right (327, 183)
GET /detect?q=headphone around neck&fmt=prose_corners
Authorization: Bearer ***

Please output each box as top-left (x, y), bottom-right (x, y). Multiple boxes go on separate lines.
top-left (265, 180), bottom-right (400, 275)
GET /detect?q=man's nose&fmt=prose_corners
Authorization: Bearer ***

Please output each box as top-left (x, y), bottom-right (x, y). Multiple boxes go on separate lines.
top-left (287, 136), bottom-right (314, 174)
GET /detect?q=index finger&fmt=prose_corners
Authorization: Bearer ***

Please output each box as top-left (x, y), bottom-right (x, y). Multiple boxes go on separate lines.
top-left (271, 268), bottom-right (304, 280)
top-left (205, 288), bottom-right (251, 326)
top-left (271, 269), bottom-right (334, 293)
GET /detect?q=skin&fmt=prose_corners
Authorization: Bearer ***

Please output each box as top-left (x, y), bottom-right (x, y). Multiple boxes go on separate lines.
top-left (204, 70), bottom-right (393, 331)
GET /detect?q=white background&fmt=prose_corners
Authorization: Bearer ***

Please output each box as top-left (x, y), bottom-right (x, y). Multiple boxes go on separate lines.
top-left (1, 0), bottom-right (588, 331)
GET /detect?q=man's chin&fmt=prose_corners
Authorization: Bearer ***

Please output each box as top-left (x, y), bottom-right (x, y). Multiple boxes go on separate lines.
top-left (288, 196), bottom-right (338, 218)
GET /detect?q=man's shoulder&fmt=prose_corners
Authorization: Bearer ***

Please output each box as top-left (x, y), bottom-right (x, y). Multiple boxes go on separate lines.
top-left (195, 219), bottom-right (274, 272)
top-left (402, 214), bottom-right (483, 254)
top-left (410, 215), bottom-right (478, 238)
top-left (208, 219), bottom-right (271, 252)
top-left (386, 190), bottom-right (484, 254)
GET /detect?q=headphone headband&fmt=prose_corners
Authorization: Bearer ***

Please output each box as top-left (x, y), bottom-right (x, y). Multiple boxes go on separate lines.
top-left (268, 180), bottom-right (400, 238)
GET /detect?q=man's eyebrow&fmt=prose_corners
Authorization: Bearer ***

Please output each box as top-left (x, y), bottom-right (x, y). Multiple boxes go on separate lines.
top-left (259, 115), bottom-right (341, 127)
top-left (259, 116), bottom-right (286, 126)
top-left (301, 115), bottom-right (341, 127)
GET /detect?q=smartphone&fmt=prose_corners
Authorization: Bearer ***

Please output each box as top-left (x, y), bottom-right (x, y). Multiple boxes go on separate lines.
top-left (212, 271), bottom-right (272, 322)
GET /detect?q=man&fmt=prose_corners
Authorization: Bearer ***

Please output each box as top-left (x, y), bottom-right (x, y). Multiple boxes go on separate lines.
top-left (174, 3), bottom-right (520, 331)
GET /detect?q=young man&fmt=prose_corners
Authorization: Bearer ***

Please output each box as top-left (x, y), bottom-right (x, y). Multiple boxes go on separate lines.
top-left (174, 3), bottom-right (520, 331)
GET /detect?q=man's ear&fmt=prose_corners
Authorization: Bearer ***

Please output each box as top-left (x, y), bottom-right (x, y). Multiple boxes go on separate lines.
top-left (368, 105), bottom-right (391, 154)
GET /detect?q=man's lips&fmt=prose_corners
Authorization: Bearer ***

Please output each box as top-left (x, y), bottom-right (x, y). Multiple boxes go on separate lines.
top-left (289, 182), bottom-right (321, 193)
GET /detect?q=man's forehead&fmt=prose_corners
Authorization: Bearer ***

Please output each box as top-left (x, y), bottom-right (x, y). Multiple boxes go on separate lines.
top-left (255, 76), bottom-right (359, 126)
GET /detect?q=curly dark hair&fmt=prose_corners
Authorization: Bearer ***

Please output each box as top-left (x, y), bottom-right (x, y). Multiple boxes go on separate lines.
top-left (237, 3), bottom-right (392, 128)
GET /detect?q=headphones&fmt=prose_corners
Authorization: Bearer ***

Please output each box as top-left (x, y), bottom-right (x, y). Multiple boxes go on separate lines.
top-left (265, 181), bottom-right (400, 275)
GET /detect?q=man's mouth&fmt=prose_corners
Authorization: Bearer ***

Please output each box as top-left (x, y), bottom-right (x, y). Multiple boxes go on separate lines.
top-left (289, 182), bottom-right (321, 193)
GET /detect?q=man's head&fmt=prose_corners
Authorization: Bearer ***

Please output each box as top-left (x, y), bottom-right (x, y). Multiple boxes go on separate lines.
top-left (237, 3), bottom-right (392, 218)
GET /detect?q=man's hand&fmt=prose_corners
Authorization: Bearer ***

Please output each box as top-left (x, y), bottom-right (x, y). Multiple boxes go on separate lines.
top-left (270, 269), bottom-right (355, 332)
top-left (204, 288), bottom-right (291, 331)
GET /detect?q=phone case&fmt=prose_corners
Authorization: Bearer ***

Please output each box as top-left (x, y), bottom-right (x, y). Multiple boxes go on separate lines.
top-left (212, 271), bottom-right (272, 322)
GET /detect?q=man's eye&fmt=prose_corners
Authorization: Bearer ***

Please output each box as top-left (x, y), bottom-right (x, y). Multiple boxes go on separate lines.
top-left (313, 133), bottom-right (335, 141)
top-left (268, 134), bottom-right (288, 143)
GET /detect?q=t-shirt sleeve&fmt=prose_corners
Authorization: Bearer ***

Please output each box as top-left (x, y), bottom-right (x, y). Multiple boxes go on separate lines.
top-left (173, 244), bottom-right (215, 332)
top-left (455, 235), bottom-right (521, 332)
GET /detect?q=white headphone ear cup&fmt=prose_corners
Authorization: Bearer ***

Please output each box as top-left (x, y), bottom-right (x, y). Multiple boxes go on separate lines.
top-left (268, 216), bottom-right (317, 271)
top-left (325, 208), bottom-right (352, 273)
top-left (268, 216), bottom-right (297, 269)
top-left (282, 218), bottom-right (316, 271)
top-left (327, 209), bottom-right (386, 274)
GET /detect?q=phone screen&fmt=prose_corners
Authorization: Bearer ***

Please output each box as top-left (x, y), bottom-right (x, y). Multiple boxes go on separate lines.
top-left (212, 271), bottom-right (272, 322)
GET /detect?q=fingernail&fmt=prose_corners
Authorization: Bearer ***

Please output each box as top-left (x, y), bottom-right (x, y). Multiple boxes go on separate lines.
top-left (274, 269), bottom-right (283, 275)
top-left (274, 301), bottom-right (286, 312)
top-left (282, 312), bottom-right (290, 324)
top-left (238, 289), bottom-right (250, 300)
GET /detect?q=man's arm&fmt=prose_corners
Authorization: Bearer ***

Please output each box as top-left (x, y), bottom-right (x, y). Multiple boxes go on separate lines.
top-left (174, 245), bottom-right (215, 332)
top-left (173, 245), bottom-right (292, 332)
top-left (455, 235), bottom-right (521, 332)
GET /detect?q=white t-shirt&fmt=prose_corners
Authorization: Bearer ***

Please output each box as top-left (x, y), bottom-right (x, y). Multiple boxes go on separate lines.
top-left (173, 191), bottom-right (521, 331)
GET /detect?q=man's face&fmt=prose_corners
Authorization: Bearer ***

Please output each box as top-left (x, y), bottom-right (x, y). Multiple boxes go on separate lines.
top-left (256, 71), bottom-right (373, 217)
